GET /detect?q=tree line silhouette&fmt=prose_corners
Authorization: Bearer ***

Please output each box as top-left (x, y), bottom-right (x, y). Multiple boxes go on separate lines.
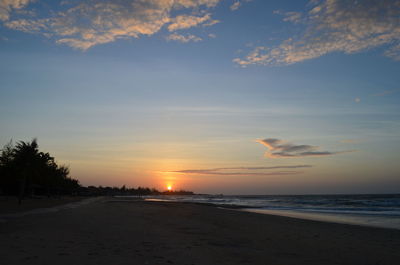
top-left (81, 185), bottom-right (194, 196)
top-left (0, 139), bottom-right (79, 203)
top-left (0, 139), bottom-right (193, 203)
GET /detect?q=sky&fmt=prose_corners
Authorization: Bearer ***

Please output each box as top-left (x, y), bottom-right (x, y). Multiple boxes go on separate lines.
top-left (0, 0), bottom-right (399, 195)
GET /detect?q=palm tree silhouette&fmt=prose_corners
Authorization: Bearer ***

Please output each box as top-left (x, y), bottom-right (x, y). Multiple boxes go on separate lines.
top-left (13, 139), bottom-right (40, 204)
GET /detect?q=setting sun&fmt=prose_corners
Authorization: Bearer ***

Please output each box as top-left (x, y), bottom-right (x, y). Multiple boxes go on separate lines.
top-left (167, 185), bottom-right (172, 191)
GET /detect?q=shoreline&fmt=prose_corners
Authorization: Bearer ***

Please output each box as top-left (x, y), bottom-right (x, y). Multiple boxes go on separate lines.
top-left (1, 198), bottom-right (399, 265)
top-left (145, 198), bottom-right (400, 231)
top-left (144, 195), bottom-right (400, 231)
top-left (2, 196), bottom-right (399, 231)
top-left (242, 207), bottom-right (400, 231)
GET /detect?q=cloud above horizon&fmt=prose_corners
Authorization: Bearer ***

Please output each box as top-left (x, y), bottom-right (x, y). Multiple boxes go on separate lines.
top-left (166, 32), bottom-right (202, 43)
top-left (2, 0), bottom-right (222, 50)
top-left (371, 89), bottom-right (400, 97)
top-left (230, 1), bottom-right (241, 11)
top-left (165, 165), bottom-right (311, 176)
top-left (230, 0), bottom-right (251, 11)
top-left (234, 0), bottom-right (400, 66)
top-left (0, 0), bottom-right (32, 21)
top-left (257, 138), bottom-right (352, 158)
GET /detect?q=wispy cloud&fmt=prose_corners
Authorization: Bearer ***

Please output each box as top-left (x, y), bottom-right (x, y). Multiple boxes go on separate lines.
top-left (371, 89), bottom-right (399, 97)
top-left (2, 0), bottom-right (221, 50)
top-left (0, 0), bottom-right (32, 21)
top-left (230, 1), bottom-right (241, 11)
top-left (169, 171), bottom-right (303, 176)
top-left (257, 138), bottom-right (353, 158)
top-left (273, 10), bottom-right (302, 24)
top-left (230, 0), bottom-right (251, 11)
top-left (166, 33), bottom-right (202, 43)
top-left (167, 13), bottom-right (215, 31)
top-left (339, 139), bottom-right (361, 144)
top-left (165, 165), bottom-right (311, 176)
top-left (234, 0), bottom-right (400, 66)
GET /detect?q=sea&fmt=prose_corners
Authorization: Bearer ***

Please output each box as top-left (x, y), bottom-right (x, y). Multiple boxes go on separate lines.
top-left (144, 194), bottom-right (400, 230)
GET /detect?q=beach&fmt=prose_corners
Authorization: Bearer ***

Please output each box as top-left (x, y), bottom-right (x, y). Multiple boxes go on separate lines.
top-left (0, 196), bottom-right (87, 214)
top-left (1, 198), bottom-right (399, 265)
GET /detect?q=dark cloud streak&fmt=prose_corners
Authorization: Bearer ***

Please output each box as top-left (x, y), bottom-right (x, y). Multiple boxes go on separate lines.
top-left (257, 138), bottom-right (354, 158)
top-left (167, 170), bottom-right (304, 176)
top-left (165, 165), bottom-right (311, 176)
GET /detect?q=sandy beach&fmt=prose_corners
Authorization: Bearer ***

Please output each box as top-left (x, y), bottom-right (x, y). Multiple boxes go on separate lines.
top-left (1, 197), bottom-right (399, 265)
top-left (0, 196), bottom-right (87, 214)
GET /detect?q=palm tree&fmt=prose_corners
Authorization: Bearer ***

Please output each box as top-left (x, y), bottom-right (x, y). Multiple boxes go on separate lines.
top-left (13, 139), bottom-right (40, 204)
top-left (0, 140), bottom-right (15, 194)
top-left (1, 138), bottom-right (80, 200)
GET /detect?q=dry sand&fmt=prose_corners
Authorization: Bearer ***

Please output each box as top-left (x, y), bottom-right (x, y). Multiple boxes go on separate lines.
top-left (0, 197), bottom-right (399, 265)
top-left (0, 196), bottom-right (86, 214)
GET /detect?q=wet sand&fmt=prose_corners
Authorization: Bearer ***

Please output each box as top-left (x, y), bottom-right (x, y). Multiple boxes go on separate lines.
top-left (0, 197), bottom-right (399, 265)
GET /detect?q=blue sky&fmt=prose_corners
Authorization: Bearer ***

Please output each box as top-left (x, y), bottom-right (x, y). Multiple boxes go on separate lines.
top-left (1, 0), bottom-right (399, 194)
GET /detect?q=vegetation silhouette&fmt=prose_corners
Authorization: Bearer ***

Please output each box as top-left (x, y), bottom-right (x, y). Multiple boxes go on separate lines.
top-left (0, 139), bottom-right (193, 203)
top-left (0, 139), bottom-right (79, 203)
top-left (80, 185), bottom-right (193, 196)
